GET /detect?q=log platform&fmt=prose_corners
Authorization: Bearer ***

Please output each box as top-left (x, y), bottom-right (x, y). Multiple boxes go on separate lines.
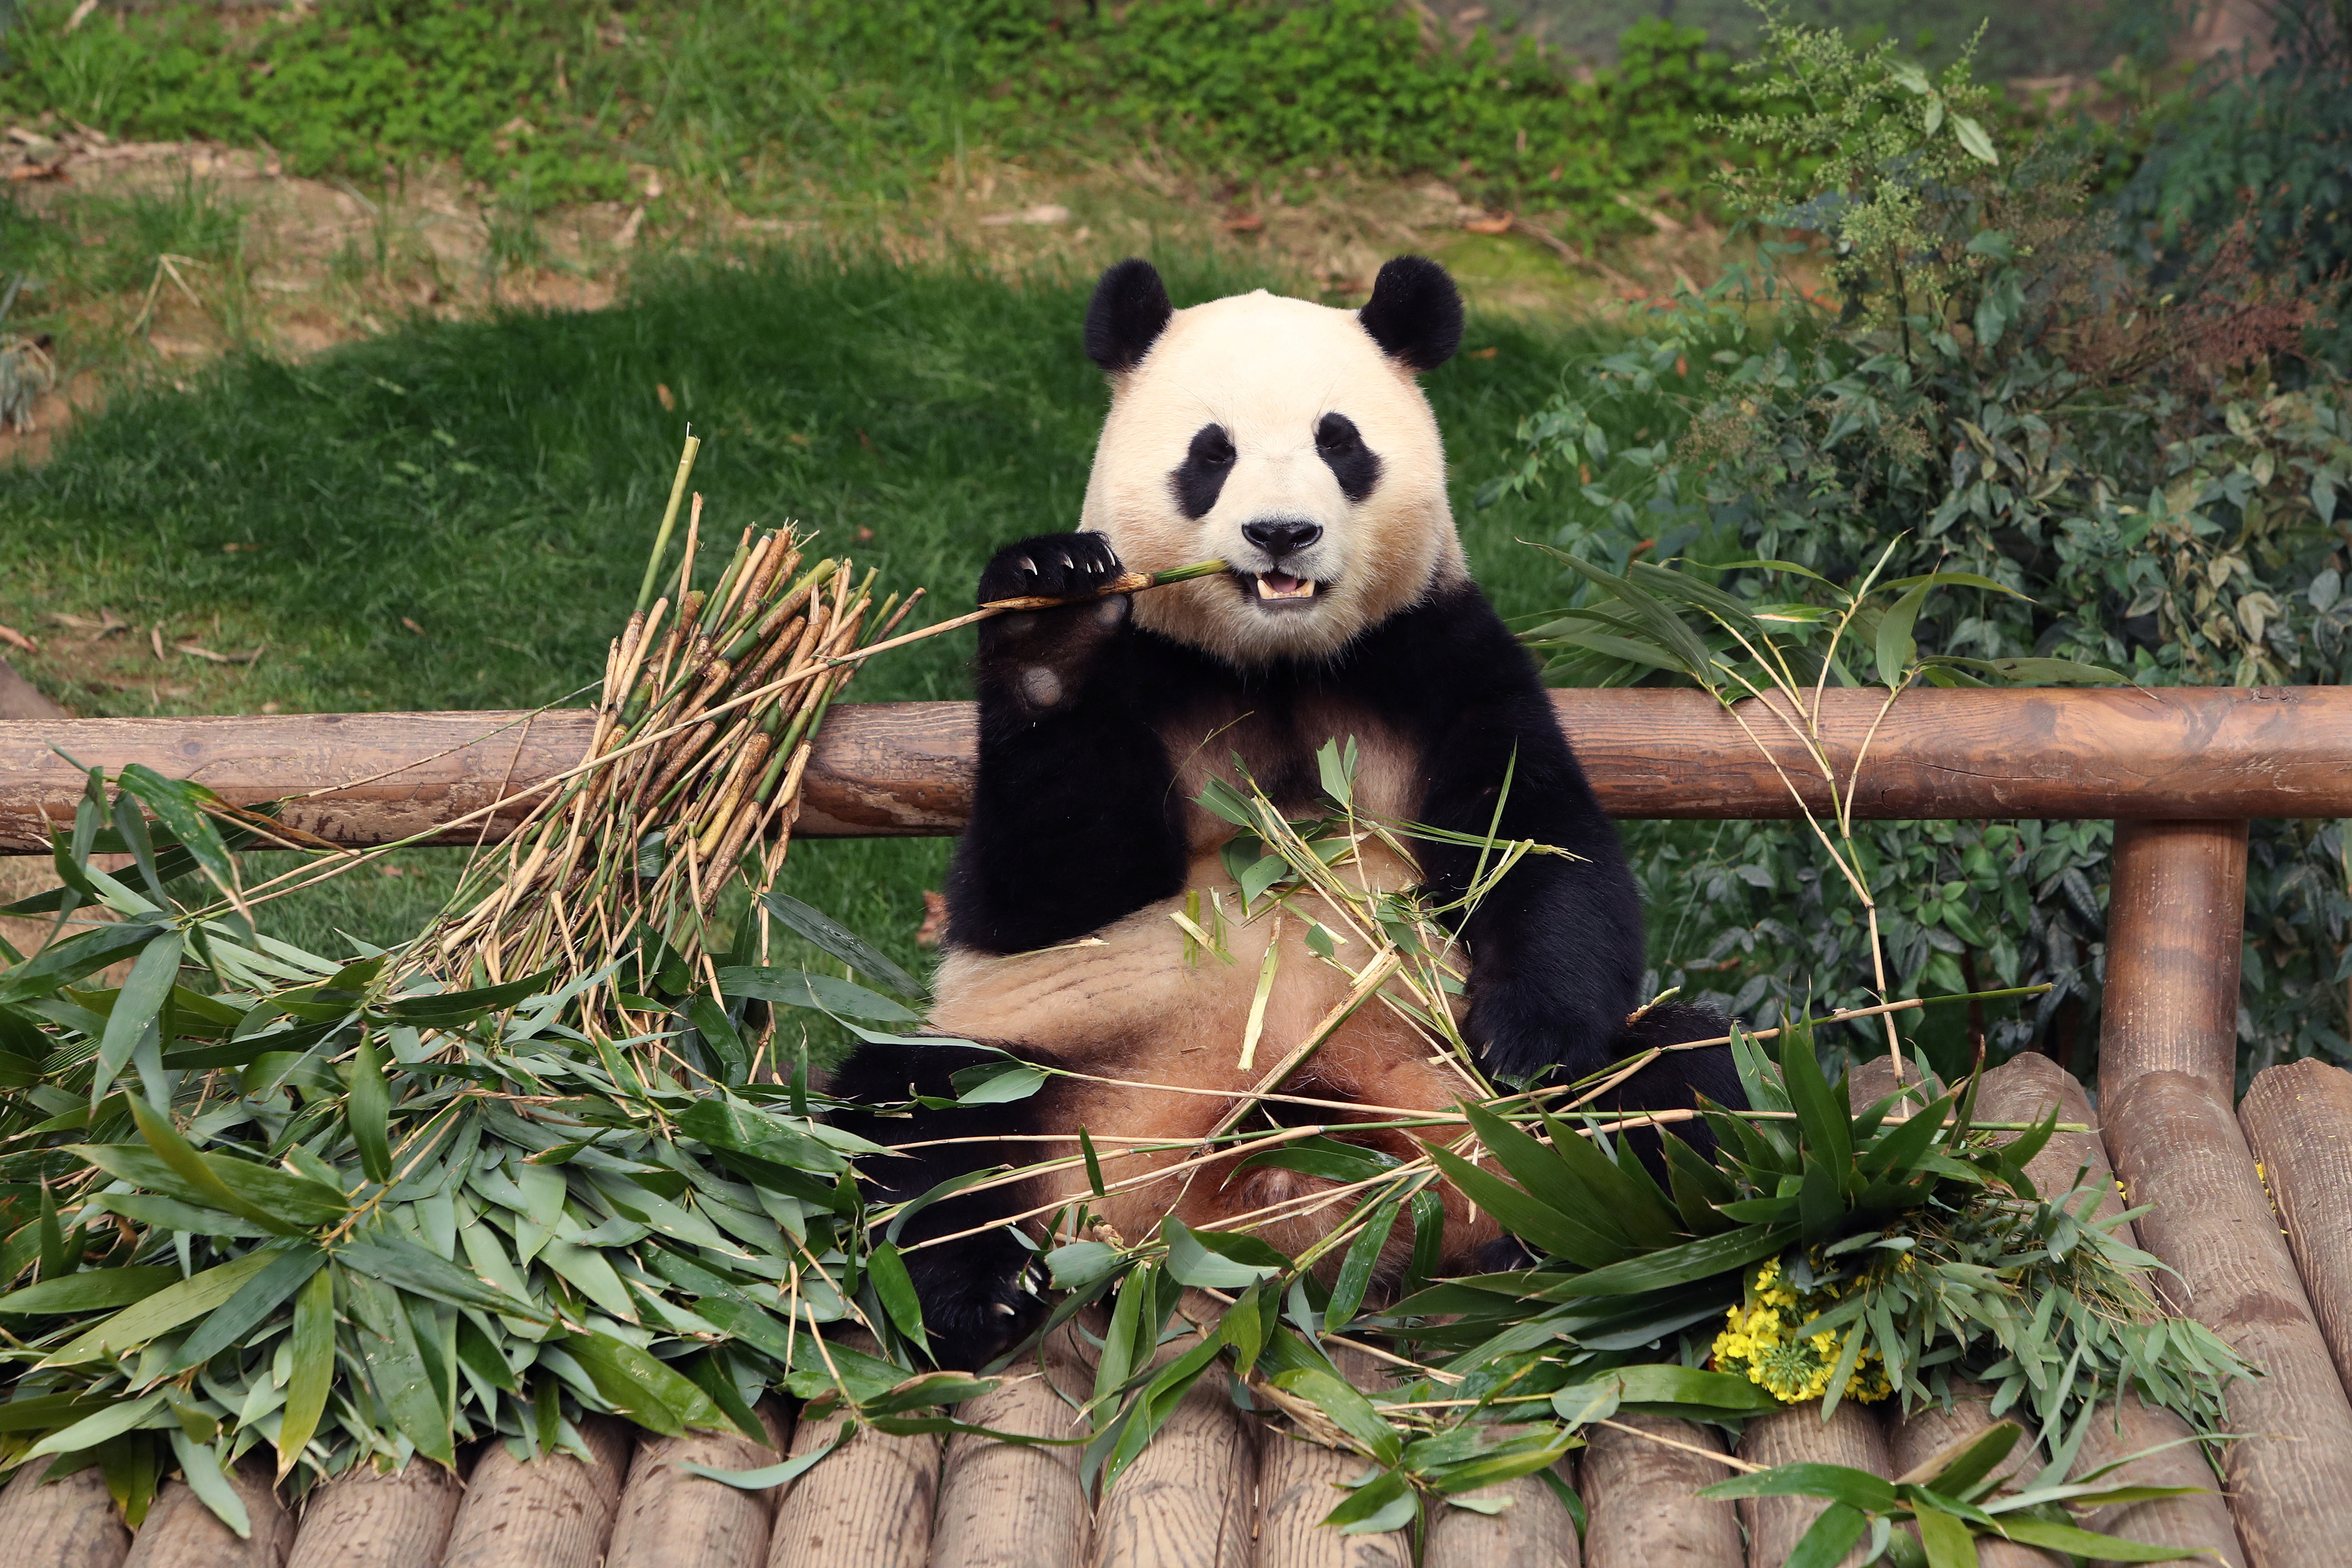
top-left (4, 691), bottom-right (2352, 1567)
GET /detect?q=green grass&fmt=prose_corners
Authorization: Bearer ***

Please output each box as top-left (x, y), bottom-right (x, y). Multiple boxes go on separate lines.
top-left (0, 244), bottom-right (1622, 990)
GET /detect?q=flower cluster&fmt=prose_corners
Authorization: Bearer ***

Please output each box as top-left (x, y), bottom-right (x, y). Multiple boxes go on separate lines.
top-left (1711, 1259), bottom-right (1895, 1406)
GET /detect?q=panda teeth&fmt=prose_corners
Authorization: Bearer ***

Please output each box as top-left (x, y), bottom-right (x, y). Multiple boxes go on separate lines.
top-left (1254, 574), bottom-right (1318, 602)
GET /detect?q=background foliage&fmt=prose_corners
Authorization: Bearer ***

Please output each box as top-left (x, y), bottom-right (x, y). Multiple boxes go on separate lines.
top-left (1493, 15), bottom-right (2352, 1087)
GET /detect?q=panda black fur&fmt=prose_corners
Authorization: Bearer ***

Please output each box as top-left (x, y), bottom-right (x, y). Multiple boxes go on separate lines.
top-left (830, 256), bottom-right (1745, 1369)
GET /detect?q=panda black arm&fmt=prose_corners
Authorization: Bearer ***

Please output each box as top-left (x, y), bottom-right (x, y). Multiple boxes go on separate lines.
top-left (945, 532), bottom-right (1189, 954)
top-left (1392, 585), bottom-right (1645, 1083)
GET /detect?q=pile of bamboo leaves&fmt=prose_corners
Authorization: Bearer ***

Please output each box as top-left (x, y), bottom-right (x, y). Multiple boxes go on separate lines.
top-left (0, 447), bottom-right (965, 1532)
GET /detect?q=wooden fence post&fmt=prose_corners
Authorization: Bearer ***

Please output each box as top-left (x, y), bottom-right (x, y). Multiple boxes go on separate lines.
top-left (2099, 819), bottom-right (2248, 1104)
top-left (2099, 818), bottom-right (2352, 1568)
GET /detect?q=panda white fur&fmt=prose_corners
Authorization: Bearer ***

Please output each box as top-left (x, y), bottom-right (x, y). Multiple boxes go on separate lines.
top-left (832, 256), bottom-right (1743, 1367)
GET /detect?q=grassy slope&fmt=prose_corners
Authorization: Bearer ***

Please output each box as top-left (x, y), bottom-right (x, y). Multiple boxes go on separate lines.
top-left (0, 247), bottom-right (1609, 986)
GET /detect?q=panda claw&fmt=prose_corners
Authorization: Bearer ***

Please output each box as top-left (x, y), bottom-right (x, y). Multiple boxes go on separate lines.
top-left (989, 1302), bottom-right (1017, 1319)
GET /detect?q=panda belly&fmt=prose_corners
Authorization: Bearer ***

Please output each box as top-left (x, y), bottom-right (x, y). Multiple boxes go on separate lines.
top-left (926, 846), bottom-right (1502, 1275)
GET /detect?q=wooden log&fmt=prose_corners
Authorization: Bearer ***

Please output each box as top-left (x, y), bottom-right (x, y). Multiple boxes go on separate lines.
top-left (765, 1404), bottom-right (940, 1568)
top-left (0, 1462), bottom-right (131, 1568)
top-left (604, 1420), bottom-right (785, 1568)
top-left (2069, 1393), bottom-right (2246, 1568)
top-left (1253, 1346), bottom-right (1409, 1568)
top-left (928, 1325), bottom-right (1093, 1568)
top-left (1576, 1413), bottom-right (1741, 1568)
top-left (2101, 820), bottom-right (2251, 1104)
top-left (1089, 1299), bottom-right (1256, 1568)
top-left (439, 1418), bottom-right (632, 1568)
top-left (2241, 1058), bottom-right (2352, 1394)
top-left (2103, 1070), bottom-right (2352, 1568)
top-left (124, 1455), bottom-right (297, 1568)
top-left (1884, 1381), bottom-right (2060, 1568)
top-left (1973, 1054), bottom-right (2247, 1568)
top-left (282, 1460), bottom-right (464, 1568)
top-left (1734, 1402), bottom-right (1890, 1568)
top-left (12, 686), bottom-right (2352, 853)
top-left (1421, 1459), bottom-right (1578, 1568)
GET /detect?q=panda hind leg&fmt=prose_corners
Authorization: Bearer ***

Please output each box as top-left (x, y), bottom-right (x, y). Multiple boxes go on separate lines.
top-left (1580, 1001), bottom-right (1746, 1179)
top-left (825, 1038), bottom-right (1056, 1371)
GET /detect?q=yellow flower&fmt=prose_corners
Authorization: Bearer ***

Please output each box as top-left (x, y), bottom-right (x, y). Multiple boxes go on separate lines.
top-left (1710, 1260), bottom-right (1895, 1407)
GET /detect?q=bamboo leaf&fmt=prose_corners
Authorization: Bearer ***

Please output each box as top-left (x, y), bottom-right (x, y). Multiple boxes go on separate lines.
top-left (677, 1099), bottom-right (848, 1175)
top-left (117, 767), bottom-right (237, 893)
top-left (275, 1265), bottom-right (335, 1479)
top-left (1873, 579), bottom-right (1932, 686)
top-left (867, 1241), bottom-right (929, 1356)
top-left (0, 1265), bottom-right (179, 1317)
top-left (717, 967), bottom-right (916, 1021)
top-left (336, 1233), bottom-right (548, 1321)
top-left (1539, 1224), bottom-right (1796, 1298)
top-left (168, 1429), bottom-right (251, 1540)
top-left (1994, 1517), bottom-right (2205, 1560)
top-left (43, 1249), bottom-right (283, 1366)
top-left (1421, 1143), bottom-right (1629, 1269)
top-left (94, 931), bottom-right (181, 1107)
top-left (566, 1329), bottom-right (724, 1435)
top-left (759, 891), bottom-right (921, 997)
top-left (0, 922), bottom-right (165, 1003)
top-left (169, 1245), bottom-right (325, 1372)
top-left (24, 1391), bottom-right (168, 1460)
top-left (1785, 1501), bottom-right (1871, 1568)
top-left (1326, 1200), bottom-right (1398, 1336)
top-left (348, 1033), bottom-right (393, 1184)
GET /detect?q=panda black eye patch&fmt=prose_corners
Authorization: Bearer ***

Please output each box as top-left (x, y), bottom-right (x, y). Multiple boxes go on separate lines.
top-left (1170, 423), bottom-right (1237, 520)
top-left (1315, 412), bottom-right (1382, 503)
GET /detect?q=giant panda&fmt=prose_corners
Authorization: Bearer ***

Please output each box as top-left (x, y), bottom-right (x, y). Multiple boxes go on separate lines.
top-left (831, 256), bottom-right (1744, 1369)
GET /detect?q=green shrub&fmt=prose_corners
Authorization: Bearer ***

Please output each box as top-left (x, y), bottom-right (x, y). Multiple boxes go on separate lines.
top-left (1490, 15), bottom-right (2352, 1085)
top-left (2117, 0), bottom-right (2352, 370)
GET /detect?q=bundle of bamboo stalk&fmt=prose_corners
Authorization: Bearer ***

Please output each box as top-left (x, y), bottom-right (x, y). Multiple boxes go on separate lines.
top-left (408, 439), bottom-right (916, 1036)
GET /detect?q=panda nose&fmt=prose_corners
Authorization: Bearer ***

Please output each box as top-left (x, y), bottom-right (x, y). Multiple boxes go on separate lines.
top-left (1241, 519), bottom-right (1322, 557)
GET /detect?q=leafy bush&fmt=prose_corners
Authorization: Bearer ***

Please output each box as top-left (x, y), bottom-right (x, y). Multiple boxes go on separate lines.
top-left (2118, 0), bottom-right (2352, 370)
top-left (0, 0), bottom-right (1740, 223)
top-left (1490, 16), bottom-right (2352, 1085)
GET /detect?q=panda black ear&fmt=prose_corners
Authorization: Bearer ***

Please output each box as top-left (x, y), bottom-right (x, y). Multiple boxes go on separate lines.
top-left (1084, 259), bottom-right (1173, 373)
top-left (1358, 255), bottom-right (1463, 373)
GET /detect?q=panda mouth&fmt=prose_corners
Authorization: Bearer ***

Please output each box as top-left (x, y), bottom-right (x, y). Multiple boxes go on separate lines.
top-left (1246, 571), bottom-right (1322, 607)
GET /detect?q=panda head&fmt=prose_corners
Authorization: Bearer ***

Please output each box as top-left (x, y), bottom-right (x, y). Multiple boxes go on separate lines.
top-left (1076, 256), bottom-right (1467, 666)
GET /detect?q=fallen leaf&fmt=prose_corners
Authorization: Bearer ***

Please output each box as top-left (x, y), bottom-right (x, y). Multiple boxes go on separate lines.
top-left (260, 701), bottom-right (281, 714)
top-left (400, 617), bottom-right (426, 636)
top-left (175, 642), bottom-right (265, 664)
top-left (657, 382), bottom-right (675, 411)
top-left (1470, 347), bottom-right (1498, 360)
top-left (977, 204), bottom-right (1070, 227)
top-left (0, 623), bottom-right (37, 655)
top-left (916, 890), bottom-right (948, 948)
top-left (1462, 211), bottom-right (1514, 235)
top-left (854, 526), bottom-right (875, 543)
top-left (1221, 212), bottom-right (1264, 233)
top-left (150, 627), bottom-right (166, 661)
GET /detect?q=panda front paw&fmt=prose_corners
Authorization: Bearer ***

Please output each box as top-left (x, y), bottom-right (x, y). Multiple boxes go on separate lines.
top-left (903, 1231), bottom-right (1052, 1371)
top-left (980, 532), bottom-right (1125, 605)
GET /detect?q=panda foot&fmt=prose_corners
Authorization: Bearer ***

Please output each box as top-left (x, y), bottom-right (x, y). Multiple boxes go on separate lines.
top-left (907, 1241), bottom-right (1052, 1371)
